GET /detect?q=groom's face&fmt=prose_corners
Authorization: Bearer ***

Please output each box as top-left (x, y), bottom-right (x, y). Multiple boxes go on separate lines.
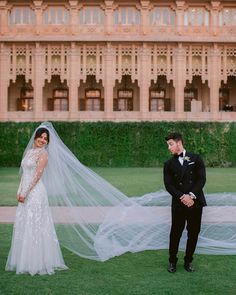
top-left (166, 139), bottom-right (182, 155)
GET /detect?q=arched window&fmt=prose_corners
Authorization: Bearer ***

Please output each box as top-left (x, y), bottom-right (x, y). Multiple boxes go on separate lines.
top-left (184, 7), bottom-right (209, 26)
top-left (9, 7), bottom-right (36, 25)
top-left (79, 7), bottom-right (104, 25)
top-left (149, 7), bottom-right (175, 26)
top-left (43, 7), bottom-right (70, 25)
top-left (219, 8), bottom-right (236, 26)
top-left (114, 7), bottom-right (141, 25)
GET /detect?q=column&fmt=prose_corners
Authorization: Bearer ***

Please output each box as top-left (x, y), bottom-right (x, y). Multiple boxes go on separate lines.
top-left (0, 1), bottom-right (8, 36)
top-left (32, 3), bottom-right (43, 120)
top-left (174, 43), bottom-right (186, 116)
top-left (211, 1), bottom-right (220, 36)
top-left (69, 0), bottom-right (78, 36)
top-left (105, 1), bottom-right (114, 35)
top-left (33, 0), bottom-right (43, 35)
top-left (33, 43), bottom-right (44, 120)
top-left (139, 44), bottom-right (150, 116)
top-left (140, 1), bottom-right (150, 35)
top-left (0, 44), bottom-right (9, 121)
top-left (69, 42), bottom-right (78, 119)
top-left (209, 44), bottom-right (221, 118)
top-left (176, 1), bottom-right (185, 35)
top-left (104, 43), bottom-right (115, 119)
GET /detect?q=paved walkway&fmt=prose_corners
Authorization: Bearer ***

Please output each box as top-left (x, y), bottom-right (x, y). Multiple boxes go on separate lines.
top-left (1, 206), bottom-right (236, 224)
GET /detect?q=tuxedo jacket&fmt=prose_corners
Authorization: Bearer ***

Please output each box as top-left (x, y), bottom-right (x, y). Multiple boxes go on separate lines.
top-left (164, 152), bottom-right (207, 208)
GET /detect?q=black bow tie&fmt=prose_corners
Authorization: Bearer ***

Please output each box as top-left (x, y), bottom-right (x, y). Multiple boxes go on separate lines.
top-left (178, 152), bottom-right (184, 158)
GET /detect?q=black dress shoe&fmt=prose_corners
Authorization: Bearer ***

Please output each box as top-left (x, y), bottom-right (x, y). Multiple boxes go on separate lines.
top-left (184, 263), bottom-right (194, 272)
top-left (168, 263), bottom-right (176, 273)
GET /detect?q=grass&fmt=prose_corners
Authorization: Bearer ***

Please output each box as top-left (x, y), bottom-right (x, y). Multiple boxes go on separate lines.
top-left (0, 167), bottom-right (236, 206)
top-left (1, 225), bottom-right (236, 295)
top-left (0, 167), bottom-right (236, 294)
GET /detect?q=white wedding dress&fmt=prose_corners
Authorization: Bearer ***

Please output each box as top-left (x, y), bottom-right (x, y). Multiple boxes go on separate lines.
top-left (5, 147), bottom-right (68, 276)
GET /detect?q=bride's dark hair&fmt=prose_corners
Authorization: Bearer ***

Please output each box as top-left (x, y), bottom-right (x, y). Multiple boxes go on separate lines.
top-left (34, 127), bottom-right (50, 143)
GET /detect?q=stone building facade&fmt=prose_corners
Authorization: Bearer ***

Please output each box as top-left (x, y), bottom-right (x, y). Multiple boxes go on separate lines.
top-left (0, 0), bottom-right (236, 122)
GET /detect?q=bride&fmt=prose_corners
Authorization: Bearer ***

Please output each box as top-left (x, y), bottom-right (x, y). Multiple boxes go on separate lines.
top-left (6, 122), bottom-right (236, 275)
top-left (5, 126), bottom-right (68, 275)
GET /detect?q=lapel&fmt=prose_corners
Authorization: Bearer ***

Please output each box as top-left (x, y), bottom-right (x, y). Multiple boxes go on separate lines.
top-left (181, 151), bottom-right (190, 179)
top-left (172, 155), bottom-right (182, 171)
top-left (171, 152), bottom-right (192, 179)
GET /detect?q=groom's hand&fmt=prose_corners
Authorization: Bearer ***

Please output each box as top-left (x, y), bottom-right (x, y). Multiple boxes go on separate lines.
top-left (180, 194), bottom-right (194, 207)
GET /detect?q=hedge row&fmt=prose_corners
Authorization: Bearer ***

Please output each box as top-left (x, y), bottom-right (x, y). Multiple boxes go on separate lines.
top-left (0, 121), bottom-right (236, 167)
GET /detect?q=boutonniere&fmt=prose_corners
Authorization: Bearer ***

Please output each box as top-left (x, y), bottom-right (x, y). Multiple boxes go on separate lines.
top-left (184, 156), bottom-right (191, 162)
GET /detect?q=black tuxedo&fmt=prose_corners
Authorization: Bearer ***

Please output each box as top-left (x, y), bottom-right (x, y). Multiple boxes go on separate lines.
top-left (164, 152), bottom-right (206, 264)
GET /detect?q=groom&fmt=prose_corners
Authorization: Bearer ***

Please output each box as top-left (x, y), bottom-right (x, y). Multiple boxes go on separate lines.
top-left (164, 132), bottom-right (206, 273)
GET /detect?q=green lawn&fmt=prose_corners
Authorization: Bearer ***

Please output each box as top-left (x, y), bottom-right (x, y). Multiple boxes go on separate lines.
top-left (0, 167), bottom-right (236, 206)
top-left (1, 224), bottom-right (236, 295)
top-left (0, 167), bottom-right (236, 295)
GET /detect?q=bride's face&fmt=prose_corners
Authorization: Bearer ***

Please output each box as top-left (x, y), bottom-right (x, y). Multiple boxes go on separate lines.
top-left (34, 133), bottom-right (48, 148)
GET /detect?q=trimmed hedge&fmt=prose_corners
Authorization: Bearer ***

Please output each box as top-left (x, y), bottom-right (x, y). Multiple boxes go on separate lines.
top-left (0, 121), bottom-right (236, 167)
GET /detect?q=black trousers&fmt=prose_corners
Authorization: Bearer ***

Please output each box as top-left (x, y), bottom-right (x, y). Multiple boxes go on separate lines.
top-left (169, 205), bottom-right (203, 264)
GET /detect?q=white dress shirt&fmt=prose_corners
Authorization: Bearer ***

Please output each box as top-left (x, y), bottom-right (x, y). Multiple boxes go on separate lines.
top-left (178, 149), bottom-right (186, 166)
top-left (178, 149), bottom-right (196, 200)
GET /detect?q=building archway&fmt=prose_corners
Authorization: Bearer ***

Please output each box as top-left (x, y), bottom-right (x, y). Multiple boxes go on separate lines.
top-left (149, 76), bottom-right (174, 112)
top-left (43, 75), bottom-right (69, 111)
top-left (220, 77), bottom-right (236, 112)
top-left (8, 75), bottom-right (33, 112)
top-left (184, 76), bottom-right (210, 112)
top-left (78, 75), bottom-right (104, 111)
top-left (113, 75), bottom-right (139, 111)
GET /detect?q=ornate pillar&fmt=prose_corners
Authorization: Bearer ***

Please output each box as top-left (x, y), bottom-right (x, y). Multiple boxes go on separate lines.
top-left (0, 44), bottom-right (9, 121)
top-left (176, 1), bottom-right (185, 35)
top-left (173, 44), bottom-right (186, 116)
top-left (211, 1), bottom-right (221, 36)
top-left (140, 1), bottom-right (150, 35)
top-left (105, 1), bottom-right (114, 35)
top-left (69, 0), bottom-right (78, 36)
top-left (209, 44), bottom-right (221, 118)
top-left (33, 43), bottom-right (44, 120)
top-left (139, 44), bottom-right (150, 116)
top-left (33, 1), bottom-right (43, 35)
top-left (0, 1), bottom-right (8, 36)
top-left (104, 43), bottom-right (115, 118)
top-left (69, 42), bottom-right (78, 119)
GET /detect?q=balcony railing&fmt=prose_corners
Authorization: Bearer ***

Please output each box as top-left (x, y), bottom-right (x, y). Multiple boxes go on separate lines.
top-left (1, 23), bottom-right (236, 41)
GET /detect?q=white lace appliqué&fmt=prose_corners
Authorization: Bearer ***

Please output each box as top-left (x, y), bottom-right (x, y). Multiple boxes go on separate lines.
top-left (6, 148), bottom-right (68, 275)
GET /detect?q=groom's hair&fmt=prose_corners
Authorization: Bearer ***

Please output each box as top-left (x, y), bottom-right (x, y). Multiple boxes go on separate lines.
top-left (165, 132), bottom-right (183, 144)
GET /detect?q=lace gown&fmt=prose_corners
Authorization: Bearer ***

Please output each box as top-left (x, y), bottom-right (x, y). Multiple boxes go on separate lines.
top-left (5, 147), bottom-right (68, 275)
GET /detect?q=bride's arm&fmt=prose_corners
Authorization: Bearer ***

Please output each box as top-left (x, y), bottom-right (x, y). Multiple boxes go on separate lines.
top-left (16, 178), bottom-right (22, 201)
top-left (19, 151), bottom-right (48, 201)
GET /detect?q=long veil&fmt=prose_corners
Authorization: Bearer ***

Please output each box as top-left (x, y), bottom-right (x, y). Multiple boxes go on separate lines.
top-left (22, 122), bottom-right (236, 261)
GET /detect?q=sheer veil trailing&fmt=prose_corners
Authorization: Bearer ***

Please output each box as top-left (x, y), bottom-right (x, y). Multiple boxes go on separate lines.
top-left (22, 122), bottom-right (236, 261)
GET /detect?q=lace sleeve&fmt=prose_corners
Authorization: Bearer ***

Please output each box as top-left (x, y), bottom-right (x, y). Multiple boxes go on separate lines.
top-left (17, 179), bottom-right (22, 195)
top-left (20, 150), bottom-right (48, 198)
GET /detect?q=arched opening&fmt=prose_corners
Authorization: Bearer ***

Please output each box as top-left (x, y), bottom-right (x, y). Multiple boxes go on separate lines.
top-left (43, 75), bottom-right (69, 111)
top-left (8, 75), bottom-right (33, 112)
top-left (113, 75), bottom-right (139, 111)
top-left (78, 75), bottom-right (104, 111)
top-left (150, 76), bottom-right (174, 112)
top-left (184, 76), bottom-right (210, 112)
